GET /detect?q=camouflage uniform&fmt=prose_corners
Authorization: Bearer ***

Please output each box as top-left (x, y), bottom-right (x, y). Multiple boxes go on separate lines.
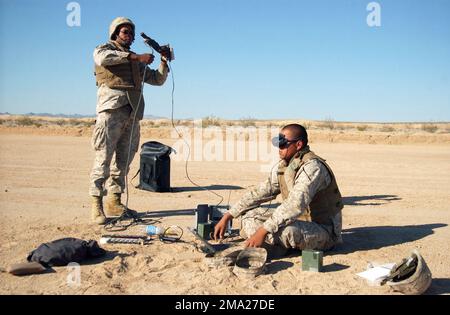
top-left (89, 42), bottom-right (168, 197)
top-left (228, 150), bottom-right (343, 251)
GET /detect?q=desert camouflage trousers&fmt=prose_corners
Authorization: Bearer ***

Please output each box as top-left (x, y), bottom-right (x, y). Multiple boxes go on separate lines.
top-left (89, 105), bottom-right (140, 196)
top-left (240, 207), bottom-right (336, 251)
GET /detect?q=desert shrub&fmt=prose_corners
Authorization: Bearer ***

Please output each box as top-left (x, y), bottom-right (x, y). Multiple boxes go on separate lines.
top-left (82, 119), bottom-right (95, 127)
top-left (318, 118), bottom-right (335, 130)
top-left (67, 118), bottom-right (82, 126)
top-left (167, 119), bottom-right (190, 127)
top-left (302, 122), bottom-right (311, 129)
top-left (421, 124), bottom-right (438, 133)
top-left (202, 115), bottom-right (221, 127)
top-left (16, 116), bottom-right (34, 126)
top-left (357, 125), bottom-right (368, 131)
top-left (380, 125), bottom-right (394, 132)
top-left (239, 117), bottom-right (256, 127)
top-left (55, 119), bottom-right (66, 126)
top-left (141, 120), bottom-right (154, 127)
top-left (179, 120), bottom-right (194, 127)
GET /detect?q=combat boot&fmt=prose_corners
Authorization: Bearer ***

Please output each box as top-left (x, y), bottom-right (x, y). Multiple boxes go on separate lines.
top-left (105, 193), bottom-right (126, 217)
top-left (91, 196), bottom-right (106, 225)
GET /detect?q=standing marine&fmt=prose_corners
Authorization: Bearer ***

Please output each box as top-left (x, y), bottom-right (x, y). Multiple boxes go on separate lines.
top-left (89, 17), bottom-right (169, 224)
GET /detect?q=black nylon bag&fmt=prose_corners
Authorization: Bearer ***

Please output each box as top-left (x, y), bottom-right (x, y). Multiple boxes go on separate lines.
top-left (27, 238), bottom-right (106, 267)
top-left (138, 141), bottom-right (172, 192)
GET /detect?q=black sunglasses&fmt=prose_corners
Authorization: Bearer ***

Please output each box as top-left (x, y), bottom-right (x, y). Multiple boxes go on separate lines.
top-left (120, 29), bottom-right (134, 35)
top-left (271, 133), bottom-right (302, 149)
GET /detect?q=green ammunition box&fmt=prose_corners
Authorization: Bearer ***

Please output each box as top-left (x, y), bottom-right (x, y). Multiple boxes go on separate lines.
top-left (301, 249), bottom-right (323, 272)
top-left (197, 222), bottom-right (214, 240)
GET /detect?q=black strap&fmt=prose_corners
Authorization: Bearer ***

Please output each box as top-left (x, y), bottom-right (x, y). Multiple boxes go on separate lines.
top-left (131, 169), bottom-right (140, 188)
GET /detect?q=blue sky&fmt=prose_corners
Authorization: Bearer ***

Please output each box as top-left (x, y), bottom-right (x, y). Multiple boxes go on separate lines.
top-left (0, 0), bottom-right (449, 122)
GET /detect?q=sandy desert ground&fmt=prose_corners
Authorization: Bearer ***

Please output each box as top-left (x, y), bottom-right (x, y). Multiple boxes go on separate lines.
top-left (0, 119), bottom-right (449, 295)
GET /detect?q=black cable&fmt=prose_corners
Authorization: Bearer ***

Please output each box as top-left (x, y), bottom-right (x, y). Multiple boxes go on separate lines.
top-left (159, 225), bottom-right (184, 243)
top-left (167, 62), bottom-right (224, 206)
top-left (105, 55), bottom-right (225, 231)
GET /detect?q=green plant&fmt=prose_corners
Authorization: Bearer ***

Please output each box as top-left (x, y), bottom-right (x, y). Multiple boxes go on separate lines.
top-left (357, 125), bottom-right (368, 131)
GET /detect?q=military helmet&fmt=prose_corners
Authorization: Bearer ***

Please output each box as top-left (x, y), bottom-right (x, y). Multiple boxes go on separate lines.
top-left (233, 247), bottom-right (267, 278)
top-left (109, 17), bottom-right (135, 40)
top-left (385, 249), bottom-right (432, 295)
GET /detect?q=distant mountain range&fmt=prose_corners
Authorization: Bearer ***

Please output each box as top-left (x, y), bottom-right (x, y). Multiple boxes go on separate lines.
top-left (0, 112), bottom-right (166, 119)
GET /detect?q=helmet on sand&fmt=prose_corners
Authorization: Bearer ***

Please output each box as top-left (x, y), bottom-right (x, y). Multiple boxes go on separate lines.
top-left (109, 17), bottom-right (135, 40)
top-left (233, 247), bottom-right (267, 278)
top-left (385, 249), bottom-right (432, 295)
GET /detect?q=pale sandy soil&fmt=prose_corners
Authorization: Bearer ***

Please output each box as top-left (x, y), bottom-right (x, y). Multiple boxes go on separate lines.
top-left (0, 127), bottom-right (449, 295)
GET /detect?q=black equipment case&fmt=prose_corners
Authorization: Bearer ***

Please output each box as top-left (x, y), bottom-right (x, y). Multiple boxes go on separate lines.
top-left (138, 141), bottom-right (172, 192)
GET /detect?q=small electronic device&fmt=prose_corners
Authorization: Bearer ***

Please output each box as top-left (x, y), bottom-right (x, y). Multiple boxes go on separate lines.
top-left (141, 32), bottom-right (175, 61)
top-left (210, 205), bottom-right (232, 231)
top-left (194, 204), bottom-right (233, 238)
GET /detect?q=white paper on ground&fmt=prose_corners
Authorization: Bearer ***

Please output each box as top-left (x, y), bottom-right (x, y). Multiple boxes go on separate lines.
top-left (356, 263), bottom-right (396, 286)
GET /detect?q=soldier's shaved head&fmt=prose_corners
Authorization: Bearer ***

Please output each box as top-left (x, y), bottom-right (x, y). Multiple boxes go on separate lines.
top-left (281, 124), bottom-right (308, 146)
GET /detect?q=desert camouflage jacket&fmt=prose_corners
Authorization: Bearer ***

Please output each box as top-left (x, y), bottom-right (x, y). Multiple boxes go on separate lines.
top-left (228, 156), bottom-right (342, 237)
top-left (93, 41), bottom-right (169, 120)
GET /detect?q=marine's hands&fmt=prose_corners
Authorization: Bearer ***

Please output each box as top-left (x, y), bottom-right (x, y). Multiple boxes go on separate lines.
top-left (129, 53), bottom-right (154, 64)
top-left (160, 49), bottom-right (171, 62)
top-left (161, 55), bottom-right (169, 64)
top-left (214, 213), bottom-right (268, 247)
top-left (213, 212), bottom-right (233, 240)
top-left (245, 227), bottom-right (268, 248)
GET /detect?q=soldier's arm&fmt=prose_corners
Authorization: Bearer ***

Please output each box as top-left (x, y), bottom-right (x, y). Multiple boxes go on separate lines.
top-left (262, 159), bottom-right (331, 234)
top-left (142, 61), bottom-right (169, 86)
top-left (228, 166), bottom-right (280, 218)
top-left (93, 44), bottom-right (130, 66)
